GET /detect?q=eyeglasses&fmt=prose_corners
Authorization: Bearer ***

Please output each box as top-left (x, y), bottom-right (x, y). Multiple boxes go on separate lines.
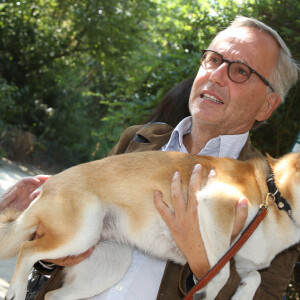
top-left (201, 49), bottom-right (275, 92)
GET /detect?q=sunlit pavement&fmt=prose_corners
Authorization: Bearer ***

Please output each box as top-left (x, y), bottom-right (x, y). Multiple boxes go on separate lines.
top-left (0, 158), bottom-right (44, 300)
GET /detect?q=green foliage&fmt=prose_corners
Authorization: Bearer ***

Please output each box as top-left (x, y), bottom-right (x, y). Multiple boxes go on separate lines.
top-left (248, 0), bottom-right (300, 156)
top-left (0, 0), bottom-right (299, 167)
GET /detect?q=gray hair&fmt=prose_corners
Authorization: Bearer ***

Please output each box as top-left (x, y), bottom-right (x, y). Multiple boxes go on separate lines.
top-left (207, 16), bottom-right (299, 129)
top-left (227, 16), bottom-right (299, 102)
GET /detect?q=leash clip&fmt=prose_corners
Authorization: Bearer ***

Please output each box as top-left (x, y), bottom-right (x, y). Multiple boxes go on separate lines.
top-left (260, 193), bottom-right (275, 211)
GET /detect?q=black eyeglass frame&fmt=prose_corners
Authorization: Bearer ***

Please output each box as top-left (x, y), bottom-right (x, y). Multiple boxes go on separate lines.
top-left (201, 49), bottom-right (275, 92)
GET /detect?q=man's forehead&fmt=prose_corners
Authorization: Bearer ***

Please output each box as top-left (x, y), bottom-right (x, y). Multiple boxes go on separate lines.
top-left (209, 26), bottom-right (279, 70)
top-left (210, 27), bottom-right (263, 48)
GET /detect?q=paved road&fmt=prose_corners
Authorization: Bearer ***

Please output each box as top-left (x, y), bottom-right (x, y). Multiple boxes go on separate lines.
top-left (0, 158), bottom-right (46, 299)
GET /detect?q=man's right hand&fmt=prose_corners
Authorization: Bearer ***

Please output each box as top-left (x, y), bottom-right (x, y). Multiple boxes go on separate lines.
top-left (0, 175), bottom-right (50, 211)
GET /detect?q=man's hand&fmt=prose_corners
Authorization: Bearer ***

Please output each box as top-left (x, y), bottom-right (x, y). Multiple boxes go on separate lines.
top-left (154, 164), bottom-right (248, 280)
top-left (42, 248), bottom-right (94, 267)
top-left (0, 175), bottom-right (50, 211)
top-left (0, 175), bottom-right (93, 267)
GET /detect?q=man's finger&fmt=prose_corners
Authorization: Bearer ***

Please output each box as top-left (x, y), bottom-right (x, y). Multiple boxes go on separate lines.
top-left (30, 190), bottom-right (41, 200)
top-left (154, 190), bottom-right (174, 226)
top-left (17, 177), bottom-right (40, 188)
top-left (187, 164), bottom-right (202, 212)
top-left (170, 171), bottom-right (186, 214)
top-left (231, 197), bottom-right (248, 243)
top-left (44, 247), bottom-right (95, 267)
top-left (63, 247), bottom-right (94, 266)
top-left (0, 187), bottom-right (17, 209)
top-left (35, 175), bottom-right (51, 184)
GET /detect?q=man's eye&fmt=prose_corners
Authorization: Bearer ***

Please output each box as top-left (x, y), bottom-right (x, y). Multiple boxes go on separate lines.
top-left (237, 67), bottom-right (248, 75)
top-left (232, 63), bottom-right (250, 78)
top-left (207, 55), bottom-right (221, 64)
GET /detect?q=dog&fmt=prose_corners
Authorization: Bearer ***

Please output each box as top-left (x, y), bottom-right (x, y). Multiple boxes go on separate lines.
top-left (0, 151), bottom-right (299, 300)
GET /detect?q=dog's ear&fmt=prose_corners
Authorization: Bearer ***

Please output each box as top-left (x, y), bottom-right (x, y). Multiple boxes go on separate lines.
top-left (266, 153), bottom-right (277, 168)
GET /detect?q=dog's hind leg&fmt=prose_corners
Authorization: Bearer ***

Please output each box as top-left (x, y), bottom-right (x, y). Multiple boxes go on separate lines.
top-left (6, 239), bottom-right (48, 300)
top-left (6, 200), bottom-right (106, 300)
top-left (45, 241), bottom-right (133, 300)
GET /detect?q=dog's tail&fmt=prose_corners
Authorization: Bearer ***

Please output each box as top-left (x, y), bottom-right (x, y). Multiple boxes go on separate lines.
top-left (0, 207), bottom-right (37, 259)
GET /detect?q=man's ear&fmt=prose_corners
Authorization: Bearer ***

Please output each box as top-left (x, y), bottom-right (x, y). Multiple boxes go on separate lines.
top-left (255, 93), bottom-right (281, 122)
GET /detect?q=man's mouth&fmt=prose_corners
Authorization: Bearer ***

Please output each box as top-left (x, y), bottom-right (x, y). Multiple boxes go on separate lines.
top-left (201, 93), bottom-right (223, 104)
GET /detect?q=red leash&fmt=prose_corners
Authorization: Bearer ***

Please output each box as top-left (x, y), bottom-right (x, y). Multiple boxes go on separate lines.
top-left (184, 198), bottom-right (272, 300)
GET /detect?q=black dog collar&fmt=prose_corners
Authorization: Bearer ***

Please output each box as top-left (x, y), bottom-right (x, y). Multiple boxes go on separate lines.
top-left (267, 176), bottom-right (294, 221)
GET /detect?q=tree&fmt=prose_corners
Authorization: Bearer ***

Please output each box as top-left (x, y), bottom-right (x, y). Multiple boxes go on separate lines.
top-left (0, 0), bottom-right (299, 166)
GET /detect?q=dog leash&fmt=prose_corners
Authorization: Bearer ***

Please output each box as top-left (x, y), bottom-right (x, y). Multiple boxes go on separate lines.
top-left (184, 194), bottom-right (274, 300)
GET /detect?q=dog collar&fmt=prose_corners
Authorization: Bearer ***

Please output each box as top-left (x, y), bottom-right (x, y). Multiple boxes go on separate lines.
top-left (266, 176), bottom-right (294, 221)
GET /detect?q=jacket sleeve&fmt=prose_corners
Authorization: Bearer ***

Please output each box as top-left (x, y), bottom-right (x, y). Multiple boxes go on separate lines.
top-left (109, 125), bottom-right (146, 156)
top-left (179, 260), bottom-right (241, 299)
top-left (109, 123), bottom-right (173, 155)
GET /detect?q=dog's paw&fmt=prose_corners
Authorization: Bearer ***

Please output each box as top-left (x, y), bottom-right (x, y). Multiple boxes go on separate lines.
top-left (5, 290), bottom-right (15, 300)
top-left (5, 286), bottom-right (15, 300)
top-left (5, 285), bottom-right (26, 300)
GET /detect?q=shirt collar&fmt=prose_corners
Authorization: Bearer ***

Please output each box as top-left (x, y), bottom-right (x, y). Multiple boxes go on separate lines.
top-left (161, 116), bottom-right (249, 159)
top-left (161, 117), bottom-right (192, 153)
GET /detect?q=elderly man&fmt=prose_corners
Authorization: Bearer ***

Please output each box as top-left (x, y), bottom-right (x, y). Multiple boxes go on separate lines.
top-left (2, 16), bottom-right (299, 300)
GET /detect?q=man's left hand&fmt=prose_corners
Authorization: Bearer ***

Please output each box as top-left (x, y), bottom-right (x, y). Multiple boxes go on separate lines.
top-left (154, 164), bottom-right (248, 280)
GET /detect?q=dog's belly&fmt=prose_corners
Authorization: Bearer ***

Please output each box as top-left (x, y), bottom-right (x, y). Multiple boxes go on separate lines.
top-left (99, 208), bottom-right (186, 265)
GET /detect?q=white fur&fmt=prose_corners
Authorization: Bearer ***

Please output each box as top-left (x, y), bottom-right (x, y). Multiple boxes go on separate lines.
top-left (197, 179), bottom-right (300, 299)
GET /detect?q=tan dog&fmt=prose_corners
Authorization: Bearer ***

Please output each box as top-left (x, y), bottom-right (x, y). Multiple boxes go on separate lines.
top-left (0, 151), bottom-right (300, 300)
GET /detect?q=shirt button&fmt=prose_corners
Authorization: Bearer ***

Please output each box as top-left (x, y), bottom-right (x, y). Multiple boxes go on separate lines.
top-left (116, 285), bottom-right (123, 291)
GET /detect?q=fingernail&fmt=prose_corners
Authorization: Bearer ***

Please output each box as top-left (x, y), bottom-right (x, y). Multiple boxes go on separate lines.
top-left (154, 190), bottom-right (161, 197)
top-left (193, 164), bottom-right (202, 172)
top-left (208, 169), bottom-right (216, 177)
top-left (238, 197), bottom-right (248, 207)
top-left (173, 171), bottom-right (180, 179)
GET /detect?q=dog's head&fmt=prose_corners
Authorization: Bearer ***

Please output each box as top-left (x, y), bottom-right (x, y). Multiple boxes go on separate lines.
top-left (267, 152), bottom-right (300, 226)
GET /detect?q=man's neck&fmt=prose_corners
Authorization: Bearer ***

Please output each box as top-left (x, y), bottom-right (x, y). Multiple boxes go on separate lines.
top-left (182, 118), bottom-right (253, 155)
top-left (182, 123), bottom-right (224, 155)
top-left (183, 129), bottom-right (219, 154)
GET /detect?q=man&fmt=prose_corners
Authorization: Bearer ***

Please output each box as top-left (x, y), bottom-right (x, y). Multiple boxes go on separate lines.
top-left (94, 16), bottom-right (298, 299)
top-left (2, 16), bottom-right (299, 299)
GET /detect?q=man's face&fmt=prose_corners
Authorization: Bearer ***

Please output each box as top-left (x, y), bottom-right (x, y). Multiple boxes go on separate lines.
top-left (189, 26), bottom-right (280, 135)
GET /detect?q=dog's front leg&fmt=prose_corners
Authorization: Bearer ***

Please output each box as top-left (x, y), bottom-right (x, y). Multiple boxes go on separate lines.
top-left (196, 180), bottom-right (240, 299)
top-left (45, 241), bottom-right (133, 300)
top-left (231, 269), bottom-right (261, 300)
top-left (199, 262), bottom-right (230, 300)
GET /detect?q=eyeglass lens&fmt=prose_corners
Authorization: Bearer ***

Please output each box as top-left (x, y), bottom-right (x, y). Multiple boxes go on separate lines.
top-left (201, 51), bottom-right (251, 83)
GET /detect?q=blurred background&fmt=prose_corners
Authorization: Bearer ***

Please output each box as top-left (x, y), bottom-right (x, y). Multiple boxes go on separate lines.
top-left (0, 0), bottom-right (299, 171)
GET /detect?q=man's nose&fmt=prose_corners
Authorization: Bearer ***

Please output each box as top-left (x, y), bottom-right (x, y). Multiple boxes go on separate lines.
top-left (208, 62), bottom-right (229, 87)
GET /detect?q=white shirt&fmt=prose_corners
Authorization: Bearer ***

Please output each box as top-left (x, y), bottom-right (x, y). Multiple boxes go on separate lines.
top-left (87, 117), bottom-right (249, 300)
top-left (161, 117), bottom-right (249, 158)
